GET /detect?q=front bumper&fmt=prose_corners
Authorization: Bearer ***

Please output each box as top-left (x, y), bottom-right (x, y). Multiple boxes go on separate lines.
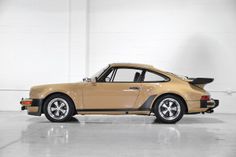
top-left (20, 98), bottom-right (43, 116)
top-left (200, 99), bottom-right (219, 110)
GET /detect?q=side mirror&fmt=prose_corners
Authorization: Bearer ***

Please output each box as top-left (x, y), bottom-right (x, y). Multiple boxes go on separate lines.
top-left (91, 77), bottom-right (97, 83)
top-left (83, 77), bottom-right (92, 82)
top-left (105, 77), bottom-right (111, 82)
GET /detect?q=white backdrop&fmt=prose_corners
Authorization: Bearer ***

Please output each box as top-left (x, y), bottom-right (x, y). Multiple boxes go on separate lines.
top-left (0, 0), bottom-right (236, 112)
top-left (0, 0), bottom-right (87, 110)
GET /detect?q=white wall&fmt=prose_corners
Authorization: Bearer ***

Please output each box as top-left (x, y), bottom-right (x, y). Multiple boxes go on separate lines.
top-left (89, 0), bottom-right (236, 113)
top-left (0, 0), bottom-right (236, 113)
top-left (0, 0), bottom-right (87, 110)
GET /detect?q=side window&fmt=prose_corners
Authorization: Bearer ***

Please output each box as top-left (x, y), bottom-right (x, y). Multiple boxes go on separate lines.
top-left (113, 68), bottom-right (142, 82)
top-left (105, 69), bottom-right (114, 82)
top-left (97, 68), bottom-right (115, 82)
top-left (144, 71), bottom-right (167, 82)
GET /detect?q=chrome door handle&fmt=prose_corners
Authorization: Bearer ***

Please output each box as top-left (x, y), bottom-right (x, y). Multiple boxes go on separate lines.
top-left (129, 87), bottom-right (140, 90)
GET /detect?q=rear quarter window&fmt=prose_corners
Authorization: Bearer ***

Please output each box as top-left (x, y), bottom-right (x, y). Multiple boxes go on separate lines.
top-left (143, 71), bottom-right (168, 82)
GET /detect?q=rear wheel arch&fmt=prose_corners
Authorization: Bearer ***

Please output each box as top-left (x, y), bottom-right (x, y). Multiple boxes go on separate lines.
top-left (151, 93), bottom-right (188, 113)
top-left (42, 92), bottom-right (77, 114)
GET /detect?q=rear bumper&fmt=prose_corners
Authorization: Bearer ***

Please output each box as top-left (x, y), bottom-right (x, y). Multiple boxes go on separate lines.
top-left (200, 99), bottom-right (219, 109)
top-left (20, 98), bottom-right (43, 116)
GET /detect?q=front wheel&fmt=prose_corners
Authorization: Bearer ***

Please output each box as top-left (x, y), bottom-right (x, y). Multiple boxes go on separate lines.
top-left (153, 95), bottom-right (185, 124)
top-left (43, 94), bottom-right (75, 122)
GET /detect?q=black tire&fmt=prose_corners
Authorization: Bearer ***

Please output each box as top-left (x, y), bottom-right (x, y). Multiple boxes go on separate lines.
top-left (43, 94), bottom-right (75, 122)
top-left (153, 95), bottom-right (186, 124)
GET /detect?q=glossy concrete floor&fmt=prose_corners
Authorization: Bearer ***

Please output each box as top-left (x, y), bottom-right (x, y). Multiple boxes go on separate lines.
top-left (0, 112), bottom-right (236, 157)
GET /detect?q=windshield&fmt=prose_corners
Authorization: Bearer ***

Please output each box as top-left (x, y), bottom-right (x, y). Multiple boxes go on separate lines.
top-left (90, 65), bottom-right (109, 79)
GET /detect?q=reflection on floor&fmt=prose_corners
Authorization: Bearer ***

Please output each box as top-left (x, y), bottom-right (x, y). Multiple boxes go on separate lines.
top-left (0, 112), bottom-right (236, 157)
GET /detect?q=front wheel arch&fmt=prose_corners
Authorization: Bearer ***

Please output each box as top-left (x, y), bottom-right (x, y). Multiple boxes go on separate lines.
top-left (42, 92), bottom-right (77, 115)
top-left (151, 93), bottom-right (188, 114)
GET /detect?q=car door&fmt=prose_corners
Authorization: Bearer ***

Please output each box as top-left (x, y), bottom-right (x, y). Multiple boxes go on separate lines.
top-left (83, 67), bottom-right (143, 110)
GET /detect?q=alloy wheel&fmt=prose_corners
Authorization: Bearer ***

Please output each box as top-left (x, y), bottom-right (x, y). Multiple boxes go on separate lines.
top-left (158, 98), bottom-right (181, 121)
top-left (47, 98), bottom-right (69, 120)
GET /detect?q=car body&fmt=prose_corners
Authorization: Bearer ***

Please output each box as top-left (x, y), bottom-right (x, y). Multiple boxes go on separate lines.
top-left (20, 63), bottom-right (219, 123)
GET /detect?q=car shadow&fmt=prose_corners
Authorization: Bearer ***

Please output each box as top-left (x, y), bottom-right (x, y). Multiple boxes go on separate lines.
top-left (67, 117), bottom-right (80, 123)
top-left (29, 115), bottom-right (224, 125)
top-left (152, 117), bottom-right (224, 124)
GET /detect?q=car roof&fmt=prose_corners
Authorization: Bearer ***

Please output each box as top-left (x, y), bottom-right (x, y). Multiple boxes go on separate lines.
top-left (110, 63), bottom-right (152, 68)
top-left (108, 63), bottom-right (174, 79)
top-left (109, 63), bottom-right (162, 71)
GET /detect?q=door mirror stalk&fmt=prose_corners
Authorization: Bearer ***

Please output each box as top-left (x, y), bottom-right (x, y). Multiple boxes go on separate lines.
top-left (83, 77), bottom-right (97, 85)
top-left (83, 77), bottom-right (92, 82)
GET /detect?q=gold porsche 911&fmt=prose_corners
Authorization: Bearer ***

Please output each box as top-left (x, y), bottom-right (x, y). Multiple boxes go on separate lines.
top-left (20, 63), bottom-right (219, 123)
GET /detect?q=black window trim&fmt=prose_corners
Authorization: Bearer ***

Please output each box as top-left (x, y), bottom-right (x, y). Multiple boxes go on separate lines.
top-left (96, 65), bottom-right (111, 81)
top-left (96, 66), bottom-right (170, 83)
top-left (110, 68), bottom-right (117, 82)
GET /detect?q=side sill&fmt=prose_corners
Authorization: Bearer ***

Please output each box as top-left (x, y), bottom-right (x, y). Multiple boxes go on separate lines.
top-left (77, 108), bottom-right (150, 112)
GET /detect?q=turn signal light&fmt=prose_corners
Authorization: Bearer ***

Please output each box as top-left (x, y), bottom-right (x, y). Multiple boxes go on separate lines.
top-left (20, 100), bottom-right (32, 106)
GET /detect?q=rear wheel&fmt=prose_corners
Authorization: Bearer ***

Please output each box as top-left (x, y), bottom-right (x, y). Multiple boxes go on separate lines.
top-left (43, 94), bottom-right (75, 122)
top-left (153, 95), bottom-right (185, 124)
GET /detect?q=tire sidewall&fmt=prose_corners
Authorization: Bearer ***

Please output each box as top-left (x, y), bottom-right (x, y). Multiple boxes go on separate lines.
top-left (43, 94), bottom-right (74, 122)
top-left (154, 95), bottom-right (185, 124)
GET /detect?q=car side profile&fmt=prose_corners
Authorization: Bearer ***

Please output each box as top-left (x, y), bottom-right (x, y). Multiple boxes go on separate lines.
top-left (20, 63), bottom-right (219, 123)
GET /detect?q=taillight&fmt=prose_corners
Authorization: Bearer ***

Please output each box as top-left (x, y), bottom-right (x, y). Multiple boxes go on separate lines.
top-left (201, 95), bottom-right (210, 101)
